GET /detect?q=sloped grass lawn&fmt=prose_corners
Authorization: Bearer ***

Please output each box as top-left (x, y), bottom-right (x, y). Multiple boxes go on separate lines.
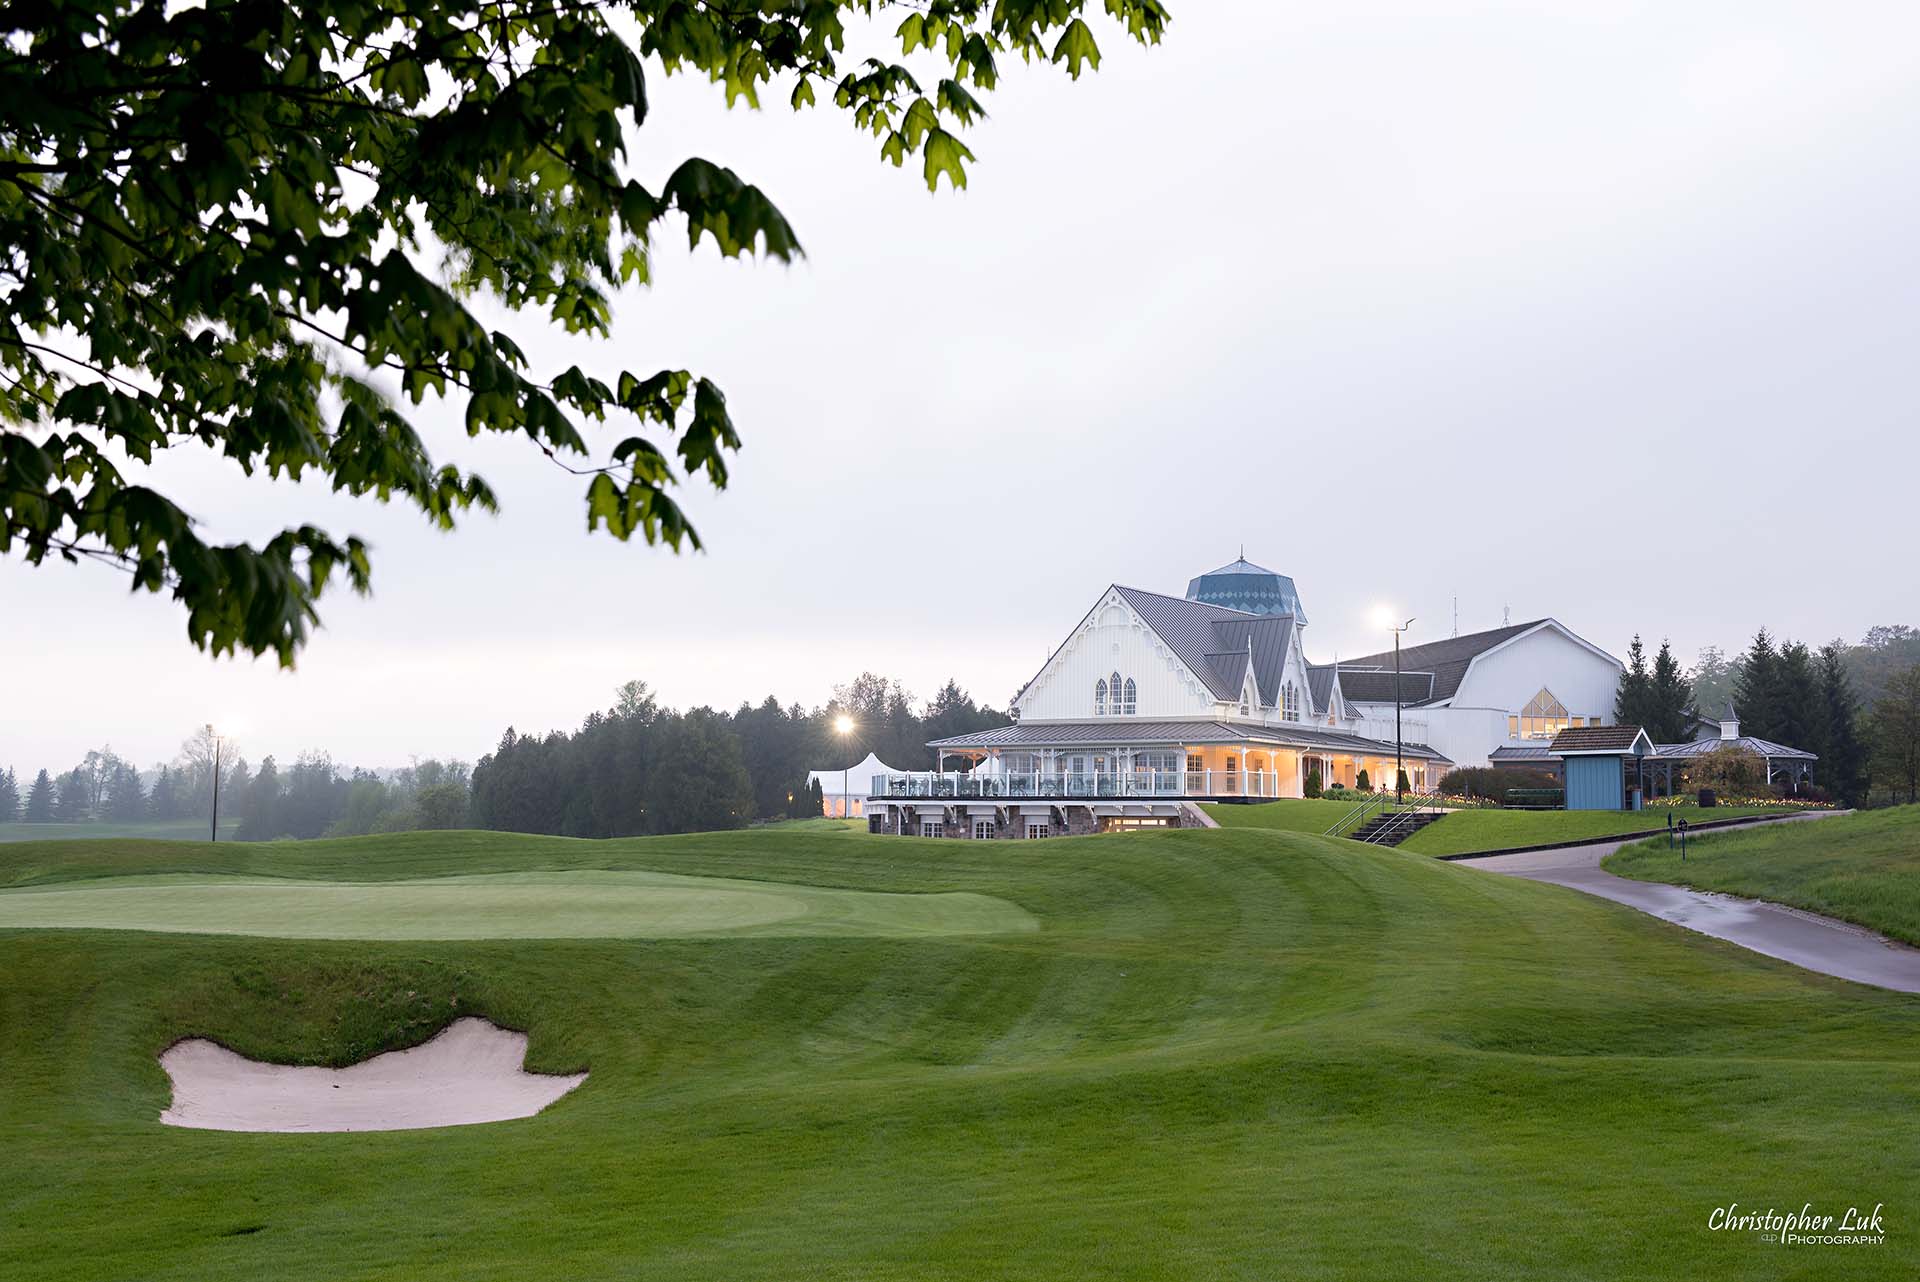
top-left (1607, 807), bottom-right (1920, 946)
top-left (2, 827), bottom-right (1917, 1280)
top-left (1399, 805), bottom-right (1783, 855)
top-left (1198, 796), bottom-right (1373, 834)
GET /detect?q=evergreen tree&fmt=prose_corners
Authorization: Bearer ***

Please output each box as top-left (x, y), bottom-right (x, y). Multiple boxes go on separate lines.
top-left (0, 767), bottom-right (18, 822)
top-left (237, 756), bottom-right (283, 841)
top-left (1646, 640), bottom-right (1694, 743)
top-left (1819, 642), bottom-right (1868, 806)
top-left (53, 769), bottom-right (90, 821)
top-left (1776, 641), bottom-right (1824, 754)
top-left (23, 770), bottom-right (55, 822)
top-left (148, 767), bottom-right (180, 821)
top-left (1687, 645), bottom-right (1737, 720)
top-left (1734, 629), bottom-right (1784, 741)
top-left (1868, 664), bottom-right (1920, 805)
top-left (807, 778), bottom-right (825, 818)
top-left (644, 709), bottom-right (754, 834)
top-left (105, 762), bottom-right (147, 822)
top-left (1614, 635), bottom-right (1652, 727)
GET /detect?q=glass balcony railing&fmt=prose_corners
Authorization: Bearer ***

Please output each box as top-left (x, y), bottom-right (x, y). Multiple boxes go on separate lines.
top-left (868, 770), bottom-right (1287, 800)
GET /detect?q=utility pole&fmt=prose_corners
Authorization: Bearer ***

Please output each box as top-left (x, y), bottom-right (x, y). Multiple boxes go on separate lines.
top-left (207, 724), bottom-right (222, 843)
top-left (1390, 618), bottom-right (1415, 804)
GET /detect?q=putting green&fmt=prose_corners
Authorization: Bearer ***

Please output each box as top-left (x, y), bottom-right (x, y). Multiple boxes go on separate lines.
top-left (0, 870), bottom-right (1038, 940)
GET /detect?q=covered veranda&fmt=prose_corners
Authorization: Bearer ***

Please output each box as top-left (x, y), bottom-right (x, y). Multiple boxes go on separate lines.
top-left (880, 720), bottom-right (1447, 802)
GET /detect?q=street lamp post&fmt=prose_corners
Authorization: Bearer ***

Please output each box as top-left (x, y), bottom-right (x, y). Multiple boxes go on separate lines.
top-left (207, 723), bottom-right (223, 843)
top-left (834, 714), bottom-right (856, 820)
top-left (1389, 618), bottom-right (1415, 804)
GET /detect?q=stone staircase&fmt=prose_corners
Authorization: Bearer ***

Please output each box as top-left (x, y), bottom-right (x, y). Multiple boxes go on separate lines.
top-left (1349, 808), bottom-right (1446, 847)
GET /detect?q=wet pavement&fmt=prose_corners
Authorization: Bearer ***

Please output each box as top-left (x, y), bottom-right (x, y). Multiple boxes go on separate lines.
top-left (1454, 814), bottom-right (1920, 994)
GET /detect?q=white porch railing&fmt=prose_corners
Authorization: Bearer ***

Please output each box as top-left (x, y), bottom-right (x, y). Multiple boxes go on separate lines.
top-left (869, 769), bottom-right (1289, 800)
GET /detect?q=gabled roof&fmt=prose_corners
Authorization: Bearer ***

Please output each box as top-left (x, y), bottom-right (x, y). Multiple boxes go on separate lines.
top-left (1549, 725), bottom-right (1654, 755)
top-left (925, 719), bottom-right (1451, 761)
top-left (1340, 619), bottom-right (1617, 706)
top-left (1306, 664), bottom-right (1340, 715)
top-left (1110, 585), bottom-right (1296, 706)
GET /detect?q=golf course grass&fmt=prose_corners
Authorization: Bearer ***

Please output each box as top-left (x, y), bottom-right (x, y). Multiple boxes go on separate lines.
top-left (1198, 796), bottom-right (1372, 833)
top-left (1398, 804), bottom-right (1784, 855)
top-left (0, 870), bottom-right (1035, 941)
top-left (3, 825), bottom-right (1917, 1279)
top-left (1607, 806), bottom-right (1920, 946)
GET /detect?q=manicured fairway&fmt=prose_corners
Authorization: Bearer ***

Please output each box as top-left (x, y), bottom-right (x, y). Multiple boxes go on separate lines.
top-left (1608, 806), bottom-right (1920, 945)
top-left (0, 870), bottom-right (1036, 940)
top-left (1399, 804), bottom-right (1787, 855)
top-left (2, 826), bottom-right (1917, 1281)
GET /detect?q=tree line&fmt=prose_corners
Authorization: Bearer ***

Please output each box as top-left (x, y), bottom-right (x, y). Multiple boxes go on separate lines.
top-left (1635, 624), bottom-right (1920, 808)
top-left (1, 672), bottom-right (1003, 839)
top-left (0, 729), bottom-right (474, 841)
top-left (468, 674), bottom-right (1003, 837)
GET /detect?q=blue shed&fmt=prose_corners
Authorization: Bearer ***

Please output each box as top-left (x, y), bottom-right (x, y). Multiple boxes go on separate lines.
top-left (1548, 725), bottom-right (1655, 811)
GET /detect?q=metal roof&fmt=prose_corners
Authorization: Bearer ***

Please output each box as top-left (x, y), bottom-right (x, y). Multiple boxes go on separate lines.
top-left (1111, 585), bottom-right (1296, 705)
top-left (927, 719), bottom-right (1451, 761)
top-left (1487, 744), bottom-right (1555, 762)
top-left (1305, 664), bottom-right (1338, 715)
top-left (1334, 668), bottom-right (1436, 705)
top-left (1653, 736), bottom-right (1816, 761)
top-left (1341, 620), bottom-right (1551, 705)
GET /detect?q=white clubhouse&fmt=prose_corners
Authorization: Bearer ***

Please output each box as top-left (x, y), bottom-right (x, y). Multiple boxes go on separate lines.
top-left (865, 558), bottom-right (1627, 838)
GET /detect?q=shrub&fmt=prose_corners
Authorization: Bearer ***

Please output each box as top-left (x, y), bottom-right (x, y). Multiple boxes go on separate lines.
top-left (1304, 763), bottom-right (1323, 799)
top-left (1395, 769), bottom-right (1410, 795)
top-left (1440, 766), bottom-right (1561, 802)
top-left (1356, 769), bottom-right (1371, 792)
top-left (1682, 746), bottom-right (1774, 798)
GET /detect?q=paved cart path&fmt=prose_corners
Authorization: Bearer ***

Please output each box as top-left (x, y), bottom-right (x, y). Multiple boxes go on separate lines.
top-left (1454, 814), bottom-right (1920, 994)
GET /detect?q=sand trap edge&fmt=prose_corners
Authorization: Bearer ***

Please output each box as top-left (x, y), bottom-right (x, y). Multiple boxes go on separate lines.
top-left (158, 1017), bottom-right (587, 1133)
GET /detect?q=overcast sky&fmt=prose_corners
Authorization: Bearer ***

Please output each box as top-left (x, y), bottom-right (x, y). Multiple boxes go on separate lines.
top-left (5, 1), bottom-right (1919, 775)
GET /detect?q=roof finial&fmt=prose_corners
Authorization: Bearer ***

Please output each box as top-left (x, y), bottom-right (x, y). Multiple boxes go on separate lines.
top-left (1239, 542), bottom-right (1244, 561)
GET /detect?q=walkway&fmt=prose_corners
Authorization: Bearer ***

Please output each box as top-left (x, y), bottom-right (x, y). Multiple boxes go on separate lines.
top-left (1454, 814), bottom-right (1920, 994)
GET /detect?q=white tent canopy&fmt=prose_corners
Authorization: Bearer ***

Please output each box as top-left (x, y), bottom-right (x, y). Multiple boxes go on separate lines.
top-left (806, 752), bottom-right (902, 817)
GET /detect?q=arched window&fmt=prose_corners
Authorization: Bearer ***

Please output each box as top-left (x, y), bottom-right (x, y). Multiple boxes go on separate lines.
top-left (1123, 678), bottom-right (1137, 715)
top-left (1095, 678), bottom-right (1107, 716)
top-left (1283, 682), bottom-right (1300, 721)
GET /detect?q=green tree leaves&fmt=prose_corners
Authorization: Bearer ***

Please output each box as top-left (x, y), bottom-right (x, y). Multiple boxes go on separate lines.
top-left (2, 0), bottom-right (1170, 662)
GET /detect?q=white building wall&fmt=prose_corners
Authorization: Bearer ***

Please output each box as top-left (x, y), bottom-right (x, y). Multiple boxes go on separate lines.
top-left (1450, 625), bottom-right (1621, 725)
top-left (1016, 591), bottom-right (1218, 722)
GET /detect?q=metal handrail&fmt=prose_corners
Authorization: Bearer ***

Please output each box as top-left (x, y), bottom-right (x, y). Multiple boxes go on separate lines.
top-left (1353, 792), bottom-right (1445, 845)
top-left (1324, 791), bottom-right (1388, 837)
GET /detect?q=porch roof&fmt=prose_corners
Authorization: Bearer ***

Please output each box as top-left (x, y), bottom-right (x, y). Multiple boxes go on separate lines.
top-left (926, 719), bottom-right (1451, 762)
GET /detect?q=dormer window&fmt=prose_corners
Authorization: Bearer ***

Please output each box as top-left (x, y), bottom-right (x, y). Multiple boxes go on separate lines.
top-left (1095, 678), bottom-right (1107, 716)
top-left (1123, 677), bottom-right (1137, 715)
top-left (1283, 682), bottom-right (1300, 722)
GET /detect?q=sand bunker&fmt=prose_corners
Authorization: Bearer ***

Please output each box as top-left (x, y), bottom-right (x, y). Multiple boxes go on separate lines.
top-left (159, 1018), bottom-right (586, 1133)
